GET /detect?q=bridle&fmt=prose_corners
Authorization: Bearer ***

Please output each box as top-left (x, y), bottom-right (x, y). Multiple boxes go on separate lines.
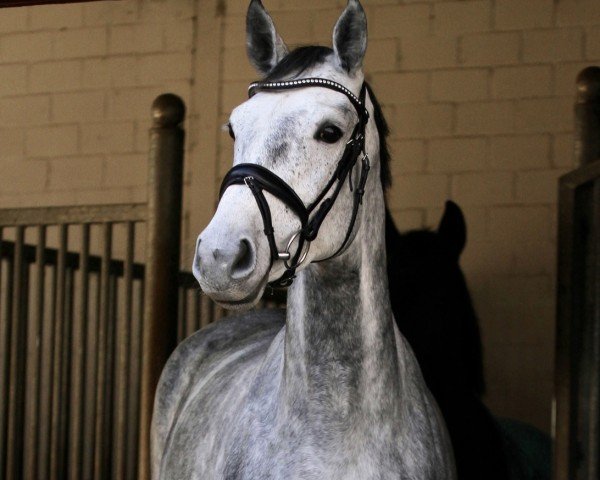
top-left (219, 77), bottom-right (371, 288)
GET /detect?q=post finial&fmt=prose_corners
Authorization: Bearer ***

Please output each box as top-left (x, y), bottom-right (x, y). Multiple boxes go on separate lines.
top-left (576, 66), bottom-right (600, 104)
top-left (152, 93), bottom-right (186, 127)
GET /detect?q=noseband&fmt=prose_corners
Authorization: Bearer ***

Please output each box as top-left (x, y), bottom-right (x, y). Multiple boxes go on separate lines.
top-left (220, 77), bottom-right (371, 288)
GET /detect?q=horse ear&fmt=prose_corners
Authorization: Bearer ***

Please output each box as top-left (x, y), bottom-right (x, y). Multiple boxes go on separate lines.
top-left (246, 0), bottom-right (288, 75)
top-left (333, 0), bottom-right (367, 74)
top-left (438, 201), bottom-right (467, 259)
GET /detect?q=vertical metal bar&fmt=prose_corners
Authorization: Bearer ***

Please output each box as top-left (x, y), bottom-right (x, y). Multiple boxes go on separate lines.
top-left (38, 252), bottom-right (55, 479)
top-left (94, 223), bottom-right (112, 479)
top-left (23, 226), bottom-right (45, 479)
top-left (82, 231), bottom-right (97, 480)
top-left (123, 224), bottom-right (136, 478)
top-left (59, 266), bottom-right (74, 477)
top-left (49, 224), bottom-right (68, 480)
top-left (20, 247), bottom-right (30, 476)
top-left (70, 224), bottom-right (89, 480)
top-left (113, 222), bottom-right (134, 480)
top-left (6, 227), bottom-right (26, 479)
top-left (127, 277), bottom-right (143, 480)
top-left (102, 272), bottom-right (117, 476)
top-left (139, 94), bottom-right (185, 479)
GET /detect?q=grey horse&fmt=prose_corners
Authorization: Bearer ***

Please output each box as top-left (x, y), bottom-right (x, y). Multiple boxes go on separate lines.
top-left (151, 1), bottom-right (456, 478)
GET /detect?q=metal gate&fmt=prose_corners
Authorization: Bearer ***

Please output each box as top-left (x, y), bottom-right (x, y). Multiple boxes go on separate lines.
top-left (0, 94), bottom-right (189, 480)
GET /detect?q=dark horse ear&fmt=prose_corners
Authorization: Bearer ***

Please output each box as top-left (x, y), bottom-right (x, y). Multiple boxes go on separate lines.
top-left (246, 0), bottom-right (288, 76)
top-left (438, 201), bottom-right (467, 259)
top-left (333, 0), bottom-right (367, 74)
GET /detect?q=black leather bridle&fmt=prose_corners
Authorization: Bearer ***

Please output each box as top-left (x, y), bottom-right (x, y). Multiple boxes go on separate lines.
top-left (220, 77), bottom-right (371, 288)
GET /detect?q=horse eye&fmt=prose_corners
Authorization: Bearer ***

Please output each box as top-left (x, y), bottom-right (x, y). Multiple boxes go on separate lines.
top-left (316, 125), bottom-right (343, 144)
top-left (228, 123), bottom-right (235, 140)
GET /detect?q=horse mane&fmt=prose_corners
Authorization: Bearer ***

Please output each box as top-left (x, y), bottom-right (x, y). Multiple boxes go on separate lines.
top-left (263, 46), bottom-right (392, 190)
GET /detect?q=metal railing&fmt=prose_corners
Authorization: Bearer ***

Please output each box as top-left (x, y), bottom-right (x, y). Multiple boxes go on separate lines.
top-left (0, 94), bottom-right (185, 480)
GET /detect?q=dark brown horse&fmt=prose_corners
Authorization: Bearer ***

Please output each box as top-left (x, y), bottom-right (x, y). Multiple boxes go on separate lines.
top-left (386, 202), bottom-right (550, 480)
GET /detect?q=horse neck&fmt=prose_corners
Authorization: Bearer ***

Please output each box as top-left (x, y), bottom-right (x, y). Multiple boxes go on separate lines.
top-left (282, 180), bottom-right (400, 422)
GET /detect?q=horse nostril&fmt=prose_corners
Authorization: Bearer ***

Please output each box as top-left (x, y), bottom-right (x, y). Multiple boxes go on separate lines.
top-left (193, 238), bottom-right (202, 272)
top-left (230, 239), bottom-right (255, 279)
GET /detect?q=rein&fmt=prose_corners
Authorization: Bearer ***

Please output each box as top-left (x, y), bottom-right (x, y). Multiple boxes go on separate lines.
top-left (219, 77), bottom-right (371, 288)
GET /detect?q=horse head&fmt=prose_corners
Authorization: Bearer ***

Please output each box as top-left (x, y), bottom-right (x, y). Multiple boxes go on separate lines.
top-left (194, 0), bottom-right (382, 309)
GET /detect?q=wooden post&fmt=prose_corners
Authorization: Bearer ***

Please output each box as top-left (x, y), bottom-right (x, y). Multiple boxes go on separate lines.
top-left (554, 67), bottom-right (600, 480)
top-left (138, 94), bottom-right (185, 480)
top-left (575, 66), bottom-right (600, 166)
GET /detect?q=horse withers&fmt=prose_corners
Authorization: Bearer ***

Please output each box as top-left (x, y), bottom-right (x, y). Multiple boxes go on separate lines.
top-left (151, 1), bottom-right (456, 478)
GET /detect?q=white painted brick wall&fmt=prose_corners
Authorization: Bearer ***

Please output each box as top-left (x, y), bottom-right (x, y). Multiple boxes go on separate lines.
top-left (430, 69), bottom-right (490, 102)
top-left (461, 32), bottom-right (520, 66)
top-left (0, 0), bottom-right (194, 212)
top-left (428, 137), bottom-right (488, 172)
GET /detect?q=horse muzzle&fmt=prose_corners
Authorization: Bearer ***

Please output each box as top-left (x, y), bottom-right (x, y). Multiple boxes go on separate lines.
top-left (193, 227), bottom-right (267, 308)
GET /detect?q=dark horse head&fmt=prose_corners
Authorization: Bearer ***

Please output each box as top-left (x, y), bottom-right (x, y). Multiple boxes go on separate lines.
top-left (386, 201), bottom-right (485, 399)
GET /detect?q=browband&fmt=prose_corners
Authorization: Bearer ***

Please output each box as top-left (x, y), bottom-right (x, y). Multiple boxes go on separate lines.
top-left (220, 77), bottom-right (371, 287)
top-left (249, 77), bottom-right (369, 120)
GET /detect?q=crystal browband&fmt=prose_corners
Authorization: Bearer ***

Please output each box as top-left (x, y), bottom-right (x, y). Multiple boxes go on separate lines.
top-left (248, 77), bottom-right (369, 120)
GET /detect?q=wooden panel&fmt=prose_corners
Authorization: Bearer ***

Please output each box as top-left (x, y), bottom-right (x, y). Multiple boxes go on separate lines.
top-left (0, 229), bottom-right (7, 478)
top-left (555, 160), bottom-right (600, 480)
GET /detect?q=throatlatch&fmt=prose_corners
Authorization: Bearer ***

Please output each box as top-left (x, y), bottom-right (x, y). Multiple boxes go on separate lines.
top-left (219, 77), bottom-right (371, 288)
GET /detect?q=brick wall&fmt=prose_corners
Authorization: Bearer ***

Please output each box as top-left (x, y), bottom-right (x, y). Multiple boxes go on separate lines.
top-left (0, 0), bottom-right (195, 211)
top-left (2, 0), bottom-right (599, 433)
